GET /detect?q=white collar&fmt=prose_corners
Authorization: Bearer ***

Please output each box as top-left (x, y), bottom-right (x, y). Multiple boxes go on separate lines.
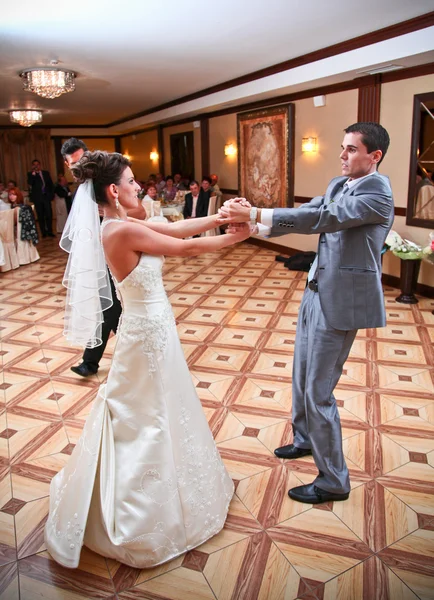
top-left (346, 171), bottom-right (377, 190)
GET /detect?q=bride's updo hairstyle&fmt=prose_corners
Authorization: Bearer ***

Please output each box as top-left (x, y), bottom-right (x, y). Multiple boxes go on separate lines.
top-left (71, 151), bottom-right (132, 205)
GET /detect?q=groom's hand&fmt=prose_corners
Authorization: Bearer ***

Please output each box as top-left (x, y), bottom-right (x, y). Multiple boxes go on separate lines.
top-left (217, 197), bottom-right (252, 224)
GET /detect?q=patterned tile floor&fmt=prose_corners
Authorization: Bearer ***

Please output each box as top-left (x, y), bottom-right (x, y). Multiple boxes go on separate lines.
top-left (1, 237), bottom-right (434, 599)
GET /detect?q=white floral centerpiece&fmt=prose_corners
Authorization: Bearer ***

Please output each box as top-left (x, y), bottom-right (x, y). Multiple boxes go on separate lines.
top-left (385, 230), bottom-right (434, 263)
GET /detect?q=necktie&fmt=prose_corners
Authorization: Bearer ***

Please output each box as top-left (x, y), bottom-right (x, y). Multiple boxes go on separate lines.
top-left (308, 183), bottom-right (349, 282)
top-left (39, 171), bottom-right (46, 194)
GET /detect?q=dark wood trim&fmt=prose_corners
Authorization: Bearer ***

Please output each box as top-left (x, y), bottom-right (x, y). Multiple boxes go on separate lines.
top-left (118, 126), bottom-right (158, 139)
top-left (221, 188), bottom-right (239, 195)
top-left (200, 118), bottom-right (210, 177)
top-left (50, 135), bottom-right (117, 139)
top-left (382, 273), bottom-right (434, 299)
top-left (53, 138), bottom-right (64, 176)
top-left (114, 137), bottom-right (121, 153)
top-left (157, 125), bottom-right (164, 175)
top-left (406, 91), bottom-right (434, 229)
top-left (4, 60), bottom-right (433, 135)
top-left (294, 195), bottom-right (311, 204)
top-left (106, 12), bottom-right (434, 128)
top-left (14, 62), bottom-right (434, 138)
top-left (394, 206), bottom-right (407, 217)
top-left (357, 75), bottom-right (381, 122)
top-left (381, 61), bottom-right (434, 83)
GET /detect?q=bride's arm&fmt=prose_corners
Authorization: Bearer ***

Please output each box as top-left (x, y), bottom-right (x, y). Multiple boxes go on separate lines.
top-left (127, 215), bottom-right (220, 238)
top-left (111, 220), bottom-right (251, 258)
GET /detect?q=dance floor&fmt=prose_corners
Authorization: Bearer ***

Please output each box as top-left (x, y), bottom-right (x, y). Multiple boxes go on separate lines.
top-left (1, 237), bottom-right (434, 600)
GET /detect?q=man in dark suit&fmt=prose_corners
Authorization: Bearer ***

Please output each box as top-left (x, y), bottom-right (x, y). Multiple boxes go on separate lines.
top-left (218, 122), bottom-right (393, 505)
top-left (183, 180), bottom-right (210, 220)
top-left (61, 138), bottom-right (122, 378)
top-left (27, 159), bottom-right (55, 237)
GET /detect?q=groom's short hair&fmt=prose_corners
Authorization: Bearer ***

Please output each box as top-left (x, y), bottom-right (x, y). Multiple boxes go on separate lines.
top-left (344, 122), bottom-right (390, 166)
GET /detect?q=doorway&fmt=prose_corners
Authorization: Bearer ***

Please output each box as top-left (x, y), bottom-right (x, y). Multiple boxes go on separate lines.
top-left (170, 132), bottom-right (194, 181)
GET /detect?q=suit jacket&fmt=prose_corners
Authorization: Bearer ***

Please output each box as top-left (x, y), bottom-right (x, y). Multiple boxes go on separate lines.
top-left (27, 170), bottom-right (54, 202)
top-left (272, 172), bottom-right (394, 331)
top-left (183, 189), bottom-right (210, 219)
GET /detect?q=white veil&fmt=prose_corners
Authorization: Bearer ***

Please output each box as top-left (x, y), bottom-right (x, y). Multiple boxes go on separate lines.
top-left (60, 180), bottom-right (113, 348)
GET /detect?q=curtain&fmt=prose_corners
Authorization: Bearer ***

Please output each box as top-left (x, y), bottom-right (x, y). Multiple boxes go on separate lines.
top-left (0, 129), bottom-right (52, 191)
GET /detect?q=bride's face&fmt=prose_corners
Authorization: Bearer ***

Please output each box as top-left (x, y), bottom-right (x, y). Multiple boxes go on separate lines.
top-left (118, 167), bottom-right (141, 208)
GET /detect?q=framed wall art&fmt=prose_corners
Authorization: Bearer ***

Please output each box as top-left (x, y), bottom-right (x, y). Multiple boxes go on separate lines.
top-left (237, 104), bottom-right (294, 208)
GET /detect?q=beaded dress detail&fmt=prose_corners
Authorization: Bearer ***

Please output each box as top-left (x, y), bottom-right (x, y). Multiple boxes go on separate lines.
top-left (45, 219), bottom-right (234, 568)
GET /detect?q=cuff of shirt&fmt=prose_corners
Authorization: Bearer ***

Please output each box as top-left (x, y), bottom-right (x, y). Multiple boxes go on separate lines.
top-left (260, 208), bottom-right (274, 227)
top-left (255, 222), bottom-right (271, 238)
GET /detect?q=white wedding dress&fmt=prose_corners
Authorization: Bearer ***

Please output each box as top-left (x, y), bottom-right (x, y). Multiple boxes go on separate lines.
top-left (45, 219), bottom-right (234, 569)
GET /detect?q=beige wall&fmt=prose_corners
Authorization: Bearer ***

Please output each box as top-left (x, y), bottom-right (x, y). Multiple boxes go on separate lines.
top-left (380, 74), bottom-right (434, 286)
top-left (209, 113), bottom-right (238, 189)
top-left (163, 122), bottom-right (201, 179)
top-left (293, 90), bottom-right (358, 197)
top-left (121, 130), bottom-right (159, 181)
top-left (251, 90), bottom-right (358, 252)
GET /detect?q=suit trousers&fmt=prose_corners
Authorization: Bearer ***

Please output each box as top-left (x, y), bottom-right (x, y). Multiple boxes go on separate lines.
top-left (34, 195), bottom-right (53, 235)
top-left (82, 275), bottom-right (122, 370)
top-left (291, 287), bottom-right (357, 494)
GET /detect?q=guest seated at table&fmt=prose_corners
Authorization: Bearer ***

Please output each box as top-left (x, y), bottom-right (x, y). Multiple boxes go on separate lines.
top-left (54, 174), bottom-right (73, 214)
top-left (156, 172), bottom-right (166, 193)
top-left (210, 174), bottom-right (223, 207)
top-left (0, 182), bottom-right (11, 210)
top-left (143, 184), bottom-right (158, 203)
top-left (142, 184), bottom-right (161, 220)
top-left (163, 176), bottom-right (178, 202)
top-left (7, 180), bottom-right (17, 191)
top-left (201, 176), bottom-right (213, 195)
top-left (183, 180), bottom-right (210, 220)
top-left (174, 173), bottom-right (187, 190)
top-left (8, 187), bottom-right (24, 208)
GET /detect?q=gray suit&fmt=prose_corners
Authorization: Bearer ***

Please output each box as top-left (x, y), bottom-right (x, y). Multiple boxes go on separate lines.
top-left (272, 172), bottom-right (394, 493)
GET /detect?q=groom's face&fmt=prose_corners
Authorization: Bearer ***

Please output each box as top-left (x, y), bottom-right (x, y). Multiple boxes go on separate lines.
top-left (340, 132), bottom-right (381, 180)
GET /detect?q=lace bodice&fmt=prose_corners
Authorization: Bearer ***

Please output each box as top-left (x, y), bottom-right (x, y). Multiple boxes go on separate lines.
top-left (100, 218), bottom-right (175, 372)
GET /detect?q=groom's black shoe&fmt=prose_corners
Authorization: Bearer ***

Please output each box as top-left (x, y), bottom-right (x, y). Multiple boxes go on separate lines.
top-left (274, 444), bottom-right (312, 459)
top-left (70, 362), bottom-right (98, 377)
top-left (289, 483), bottom-right (349, 504)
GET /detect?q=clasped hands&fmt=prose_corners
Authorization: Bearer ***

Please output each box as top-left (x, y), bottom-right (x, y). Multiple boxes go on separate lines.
top-left (217, 197), bottom-right (258, 235)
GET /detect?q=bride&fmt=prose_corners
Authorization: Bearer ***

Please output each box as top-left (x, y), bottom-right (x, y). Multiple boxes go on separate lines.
top-left (45, 151), bottom-right (251, 569)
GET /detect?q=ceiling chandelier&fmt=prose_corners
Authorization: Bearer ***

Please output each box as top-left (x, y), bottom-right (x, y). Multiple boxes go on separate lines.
top-left (9, 109), bottom-right (43, 127)
top-left (20, 68), bottom-right (76, 99)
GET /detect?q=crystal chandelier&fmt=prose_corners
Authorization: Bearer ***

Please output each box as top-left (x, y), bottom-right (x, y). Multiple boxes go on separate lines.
top-left (20, 68), bottom-right (76, 99)
top-left (9, 109), bottom-right (43, 127)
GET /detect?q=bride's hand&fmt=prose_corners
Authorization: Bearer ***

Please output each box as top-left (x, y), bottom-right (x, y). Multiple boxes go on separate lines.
top-left (225, 222), bottom-right (252, 241)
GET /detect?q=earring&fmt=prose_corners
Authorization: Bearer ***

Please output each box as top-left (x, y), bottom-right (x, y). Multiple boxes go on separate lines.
top-left (115, 198), bottom-right (120, 210)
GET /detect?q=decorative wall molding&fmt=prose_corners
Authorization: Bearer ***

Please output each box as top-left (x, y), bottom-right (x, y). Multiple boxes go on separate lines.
top-left (107, 12), bottom-right (434, 128)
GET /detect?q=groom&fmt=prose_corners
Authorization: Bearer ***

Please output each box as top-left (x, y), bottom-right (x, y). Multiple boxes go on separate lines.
top-left (218, 122), bottom-right (394, 504)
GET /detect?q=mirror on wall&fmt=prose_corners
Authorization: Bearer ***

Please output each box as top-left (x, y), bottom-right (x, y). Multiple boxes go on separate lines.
top-left (407, 92), bottom-right (434, 228)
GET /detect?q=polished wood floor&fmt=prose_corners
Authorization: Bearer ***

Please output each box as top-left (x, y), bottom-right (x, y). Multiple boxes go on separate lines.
top-left (1, 237), bottom-right (434, 599)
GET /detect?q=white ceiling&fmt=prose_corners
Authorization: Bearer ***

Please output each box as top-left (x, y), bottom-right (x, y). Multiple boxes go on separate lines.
top-left (1, 0), bottom-right (433, 129)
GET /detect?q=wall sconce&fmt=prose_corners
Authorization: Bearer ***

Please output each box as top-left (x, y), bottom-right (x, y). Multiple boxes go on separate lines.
top-left (150, 151), bottom-right (159, 161)
top-left (123, 153), bottom-right (132, 161)
top-left (224, 143), bottom-right (237, 156)
top-left (302, 137), bottom-right (317, 153)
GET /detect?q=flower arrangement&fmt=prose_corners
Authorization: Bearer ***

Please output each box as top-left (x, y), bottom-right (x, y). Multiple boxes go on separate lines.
top-left (385, 230), bottom-right (434, 262)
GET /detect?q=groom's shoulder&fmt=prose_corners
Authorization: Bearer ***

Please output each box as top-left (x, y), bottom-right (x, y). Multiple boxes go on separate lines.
top-left (355, 172), bottom-right (392, 196)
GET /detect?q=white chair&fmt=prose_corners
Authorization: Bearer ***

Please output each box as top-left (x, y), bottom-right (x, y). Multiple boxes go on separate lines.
top-left (55, 193), bottom-right (68, 233)
top-left (0, 209), bottom-right (19, 272)
top-left (204, 195), bottom-right (221, 236)
top-left (16, 207), bottom-right (40, 265)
